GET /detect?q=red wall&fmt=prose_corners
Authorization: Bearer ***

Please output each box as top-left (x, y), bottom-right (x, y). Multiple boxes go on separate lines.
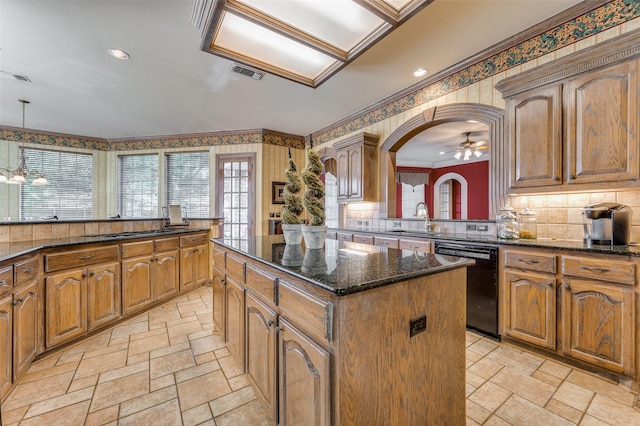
top-left (396, 161), bottom-right (489, 220)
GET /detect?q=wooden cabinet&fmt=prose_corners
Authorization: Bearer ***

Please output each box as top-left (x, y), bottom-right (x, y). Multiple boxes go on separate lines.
top-left (212, 268), bottom-right (225, 336)
top-left (501, 246), bottom-right (638, 380)
top-left (45, 246), bottom-right (121, 348)
top-left (374, 236), bottom-right (398, 249)
top-left (0, 294), bottom-right (12, 400)
top-left (399, 238), bottom-right (431, 253)
top-left (225, 276), bottom-right (245, 367)
top-left (560, 255), bottom-right (635, 375)
top-left (180, 235), bottom-right (208, 292)
top-left (278, 317), bottom-right (331, 426)
top-left (246, 292), bottom-right (277, 421)
top-left (122, 238), bottom-right (179, 315)
top-left (496, 34), bottom-right (640, 193)
top-left (12, 279), bottom-right (39, 382)
top-left (334, 132), bottom-right (378, 202)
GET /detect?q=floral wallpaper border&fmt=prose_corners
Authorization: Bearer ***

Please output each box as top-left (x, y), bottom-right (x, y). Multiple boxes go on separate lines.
top-left (0, 127), bottom-right (305, 151)
top-left (2, 1), bottom-right (639, 150)
top-left (312, 0), bottom-right (640, 145)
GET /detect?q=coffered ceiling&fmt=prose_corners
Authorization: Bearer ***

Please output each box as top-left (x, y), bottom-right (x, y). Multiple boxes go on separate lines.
top-left (0, 0), bottom-right (582, 140)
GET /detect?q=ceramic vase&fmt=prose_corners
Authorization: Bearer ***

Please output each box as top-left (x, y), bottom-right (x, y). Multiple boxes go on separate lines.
top-left (301, 224), bottom-right (327, 249)
top-left (282, 223), bottom-right (303, 245)
top-left (281, 243), bottom-right (304, 266)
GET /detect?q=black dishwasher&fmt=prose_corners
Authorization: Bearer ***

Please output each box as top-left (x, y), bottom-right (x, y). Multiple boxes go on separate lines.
top-left (434, 241), bottom-right (499, 339)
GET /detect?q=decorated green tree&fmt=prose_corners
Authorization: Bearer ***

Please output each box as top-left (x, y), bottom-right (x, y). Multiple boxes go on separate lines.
top-left (282, 149), bottom-right (304, 225)
top-left (302, 147), bottom-right (325, 226)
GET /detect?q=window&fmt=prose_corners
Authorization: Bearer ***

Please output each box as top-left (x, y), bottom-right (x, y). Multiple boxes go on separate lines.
top-left (217, 155), bottom-right (254, 250)
top-left (118, 154), bottom-right (158, 218)
top-left (440, 182), bottom-right (451, 219)
top-left (165, 152), bottom-right (210, 217)
top-left (20, 148), bottom-right (93, 220)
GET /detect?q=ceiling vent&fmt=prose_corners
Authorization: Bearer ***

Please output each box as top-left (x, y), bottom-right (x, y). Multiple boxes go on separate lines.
top-left (231, 64), bottom-right (264, 80)
top-left (0, 71), bottom-right (31, 82)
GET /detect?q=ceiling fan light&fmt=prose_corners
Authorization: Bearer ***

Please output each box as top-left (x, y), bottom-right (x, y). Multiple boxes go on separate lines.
top-left (454, 151), bottom-right (462, 160)
top-left (0, 175), bottom-right (7, 183)
top-left (10, 174), bottom-right (25, 183)
top-left (32, 177), bottom-right (48, 186)
top-left (474, 150), bottom-right (482, 158)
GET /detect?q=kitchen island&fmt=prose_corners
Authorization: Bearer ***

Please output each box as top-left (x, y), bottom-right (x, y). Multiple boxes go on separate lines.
top-left (211, 236), bottom-right (473, 425)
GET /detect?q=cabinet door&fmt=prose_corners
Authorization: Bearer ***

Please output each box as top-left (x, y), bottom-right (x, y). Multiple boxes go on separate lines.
top-left (246, 292), bottom-right (277, 422)
top-left (13, 280), bottom-right (40, 381)
top-left (336, 149), bottom-right (350, 200)
top-left (87, 262), bottom-right (120, 331)
top-left (225, 276), bottom-right (245, 370)
top-left (122, 256), bottom-right (153, 315)
top-left (565, 59), bottom-right (639, 185)
top-left (503, 270), bottom-right (556, 349)
top-left (180, 247), bottom-right (196, 291)
top-left (212, 268), bottom-right (225, 336)
top-left (0, 294), bottom-right (12, 400)
top-left (195, 244), bottom-right (209, 286)
top-left (348, 146), bottom-right (363, 199)
top-left (278, 318), bottom-right (330, 426)
top-left (508, 84), bottom-right (563, 188)
top-left (561, 278), bottom-right (635, 375)
top-left (45, 270), bottom-right (86, 348)
top-left (155, 250), bottom-right (179, 301)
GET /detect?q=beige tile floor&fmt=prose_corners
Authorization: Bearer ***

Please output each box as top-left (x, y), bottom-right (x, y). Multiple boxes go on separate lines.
top-left (1, 285), bottom-right (638, 425)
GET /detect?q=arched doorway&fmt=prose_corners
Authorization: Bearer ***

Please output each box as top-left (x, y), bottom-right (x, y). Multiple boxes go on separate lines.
top-left (433, 172), bottom-right (468, 219)
top-left (379, 103), bottom-right (505, 218)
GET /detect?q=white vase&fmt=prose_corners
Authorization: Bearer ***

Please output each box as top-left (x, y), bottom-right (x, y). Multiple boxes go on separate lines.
top-left (281, 243), bottom-right (304, 266)
top-left (301, 225), bottom-right (327, 249)
top-left (282, 223), bottom-right (303, 245)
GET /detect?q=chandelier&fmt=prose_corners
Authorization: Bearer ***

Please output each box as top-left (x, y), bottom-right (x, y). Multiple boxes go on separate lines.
top-left (454, 132), bottom-right (487, 161)
top-left (0, 100), bottom-right (48, 186)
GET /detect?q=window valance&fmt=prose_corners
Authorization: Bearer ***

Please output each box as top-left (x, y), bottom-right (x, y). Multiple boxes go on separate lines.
top-left (396, 171), bottom-right (429, 187)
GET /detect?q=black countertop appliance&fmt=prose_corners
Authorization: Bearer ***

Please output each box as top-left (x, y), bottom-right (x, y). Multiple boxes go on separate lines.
top-left (582, 202), bottom-right (632, 246)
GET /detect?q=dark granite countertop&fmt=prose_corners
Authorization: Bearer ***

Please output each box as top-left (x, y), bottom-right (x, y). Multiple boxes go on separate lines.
top-left (0, 228), bottom-right (210, 263)
top-left (211, 235), bottom-right (474, 296)
top-left (332, 227), bottom-right (640, 256)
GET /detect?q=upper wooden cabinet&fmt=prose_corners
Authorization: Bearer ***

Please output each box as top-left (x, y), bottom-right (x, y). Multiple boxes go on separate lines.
top-left (496, 30), bottom-right (640, 193)
top-left (334, 132), bottom-right (378, 202)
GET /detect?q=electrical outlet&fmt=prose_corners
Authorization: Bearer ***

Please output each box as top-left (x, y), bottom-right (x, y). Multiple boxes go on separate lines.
top-left (477, 225), bottom-right (488, 232)
top-left (393, 221), bottom-right (402, 228)
top-left (410, 315), bottom-right (427, 337)
top-left (466, 224), bottom-right (477, 231)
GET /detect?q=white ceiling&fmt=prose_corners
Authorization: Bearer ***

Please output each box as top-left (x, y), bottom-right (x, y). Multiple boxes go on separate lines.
top-left (0, 0), bottom-right (581, 146)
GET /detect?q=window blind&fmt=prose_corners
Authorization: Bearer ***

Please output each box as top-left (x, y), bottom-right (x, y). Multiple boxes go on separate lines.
top-left (118, 154), bottom-right (158, 218)
top-left (165, 152), bottom-right (210, 217)
top-left (20, 148), bottom-right (93, 220)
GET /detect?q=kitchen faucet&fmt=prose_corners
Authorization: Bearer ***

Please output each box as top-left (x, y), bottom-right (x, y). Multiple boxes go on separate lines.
top-left (413, 202), bottom-right (431, 231)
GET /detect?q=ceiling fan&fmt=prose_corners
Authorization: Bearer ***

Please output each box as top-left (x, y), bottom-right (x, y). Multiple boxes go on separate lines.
top-left (451, 132), bottom-right (489, 160)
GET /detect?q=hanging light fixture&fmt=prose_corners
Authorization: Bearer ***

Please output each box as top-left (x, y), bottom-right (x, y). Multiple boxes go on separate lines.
top-left (454, 132), bottom-right (487, 161)
top-left (0, 100), bottom-right (48, 186)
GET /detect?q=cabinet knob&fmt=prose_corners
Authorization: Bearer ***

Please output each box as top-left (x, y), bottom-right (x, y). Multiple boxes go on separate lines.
top-left (267, 320), bottom-right (274, 327)
top-left (82, 273), bottom-right (88, 278)
top-left (11, 298), bottom-right (23, 306)
top-left (22, 266), bottom-right (35, 273)
top-left (275, 326), bottom-right (282, 334)
top-left (89, 272), bottom-right (95, 277)
top-left (546, 282), bottom-right (553, 287)
top-left (553, 176), bottom-right (560, 181)
top-left (569, 175), bottom-right (576, 180)
top-left (563, 284), bottom-right (570, 290)
top-left (0, 280), bottom-right (6, 286)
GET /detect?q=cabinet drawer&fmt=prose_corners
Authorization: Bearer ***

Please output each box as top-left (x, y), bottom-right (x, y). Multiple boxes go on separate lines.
top-left (399, 239), bottom-right (431, 253)
top-left (226, 254), bottom-right (245, 283)
top-left (45, 246), bottom-right (119, 272)
top-left (337, 232), bottom-right (353, 242)
top-left (326, 231), bottom-right (337, 240)
top-left (212, 245), bottom-right (226, 270)
top-left (155, 237), bottom-right (180, 252)
top-left (180, 233), bottom-right (208, 247)
top-left (374, 236), bottom-right (398, 249)
top-left (278, 280), bottom-right (332, 344)
top-left (353, 234), bottom-right (374, 245)
top-left (0, 265), bottom-right (14, 294)
top-left (504, 250), bottom-right (556, 274)
top-left (15, 257), bottom-right (39, 284)
top-left (245, 264), bottom-right (277, 306)
top-left (121, 240), bottom-right (154, 258)
top-left (562, 256), bottom-right (634, 285)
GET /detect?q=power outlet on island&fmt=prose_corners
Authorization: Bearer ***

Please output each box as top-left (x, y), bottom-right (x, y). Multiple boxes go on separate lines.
top-left (409, 315), bottom-right (427, 337)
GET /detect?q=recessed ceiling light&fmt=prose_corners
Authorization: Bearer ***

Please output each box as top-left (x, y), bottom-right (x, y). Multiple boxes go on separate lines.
top-left (413, 68), bottom-right (427, 77)
top-left (108, 49), bottom-right (130, 60)
top-left (439, 151), bottom-right (445, 155)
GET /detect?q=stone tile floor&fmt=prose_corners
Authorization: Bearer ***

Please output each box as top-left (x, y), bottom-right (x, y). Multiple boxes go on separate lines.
top-left (1, 285), bottom-right (638, 425)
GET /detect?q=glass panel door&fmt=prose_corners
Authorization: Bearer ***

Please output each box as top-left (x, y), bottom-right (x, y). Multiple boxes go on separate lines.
top-left (217, 155), bottom-right (254, 250)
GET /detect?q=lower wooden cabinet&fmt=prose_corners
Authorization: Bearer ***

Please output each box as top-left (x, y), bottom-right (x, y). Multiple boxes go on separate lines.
top-left (14, 280), bottom-right (41, 379)
top-left (561, 278), bottom-right (635, 375)
top-left (212, 267), bottom-right (225, 336)
top-left (122, 250), bottom-right (179, 315)
top-left (246, 292), bottom-right (277, 421)
top-left (46, 262), bottom-right (120, 348)
top-left (503, 269), bottom-right (556, 349)
top-left (0, 295), bottom-right (12, 400)
top-left (278, 317), bottom-right (331, 426)
top-left (155, 250), bottom-right (180, 300)
top-left (180, 244), bottom-right (208, 292)
top-left (225, 276), bottom-right (245, 366)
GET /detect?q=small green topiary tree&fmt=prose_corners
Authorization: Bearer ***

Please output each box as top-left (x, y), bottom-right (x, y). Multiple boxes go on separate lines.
top-left (282, 149), bottom-right (304, 225)
top-left (302, 147), bottom-right (325, 226)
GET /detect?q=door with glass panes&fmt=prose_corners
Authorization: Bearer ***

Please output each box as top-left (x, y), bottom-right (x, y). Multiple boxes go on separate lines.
top-left (217, 155), bottom-right (254, 250)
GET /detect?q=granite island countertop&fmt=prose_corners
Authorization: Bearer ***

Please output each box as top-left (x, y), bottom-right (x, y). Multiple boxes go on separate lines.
top-left (331, 227), bottom-right (640, 256)
top-left (0, 228), bottom-right (210, 263)
top-left (211, 235), bottom-right (474, 296)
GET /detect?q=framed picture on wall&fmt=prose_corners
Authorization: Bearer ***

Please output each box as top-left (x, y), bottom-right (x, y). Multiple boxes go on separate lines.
top-left (272, 182), bottom-right (286, 204)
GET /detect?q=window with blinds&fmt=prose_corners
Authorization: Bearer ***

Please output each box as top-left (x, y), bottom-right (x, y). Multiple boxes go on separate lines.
top-left (118, 154), bottom-right (158, 218)
top-left (165, 152), bottom-right (210, 217)
top-left (20, 148), bottom-right (93, 220)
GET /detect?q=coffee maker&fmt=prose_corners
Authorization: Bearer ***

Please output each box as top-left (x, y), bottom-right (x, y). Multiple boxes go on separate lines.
top-left (582, 202), bottom-right (632, 246)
